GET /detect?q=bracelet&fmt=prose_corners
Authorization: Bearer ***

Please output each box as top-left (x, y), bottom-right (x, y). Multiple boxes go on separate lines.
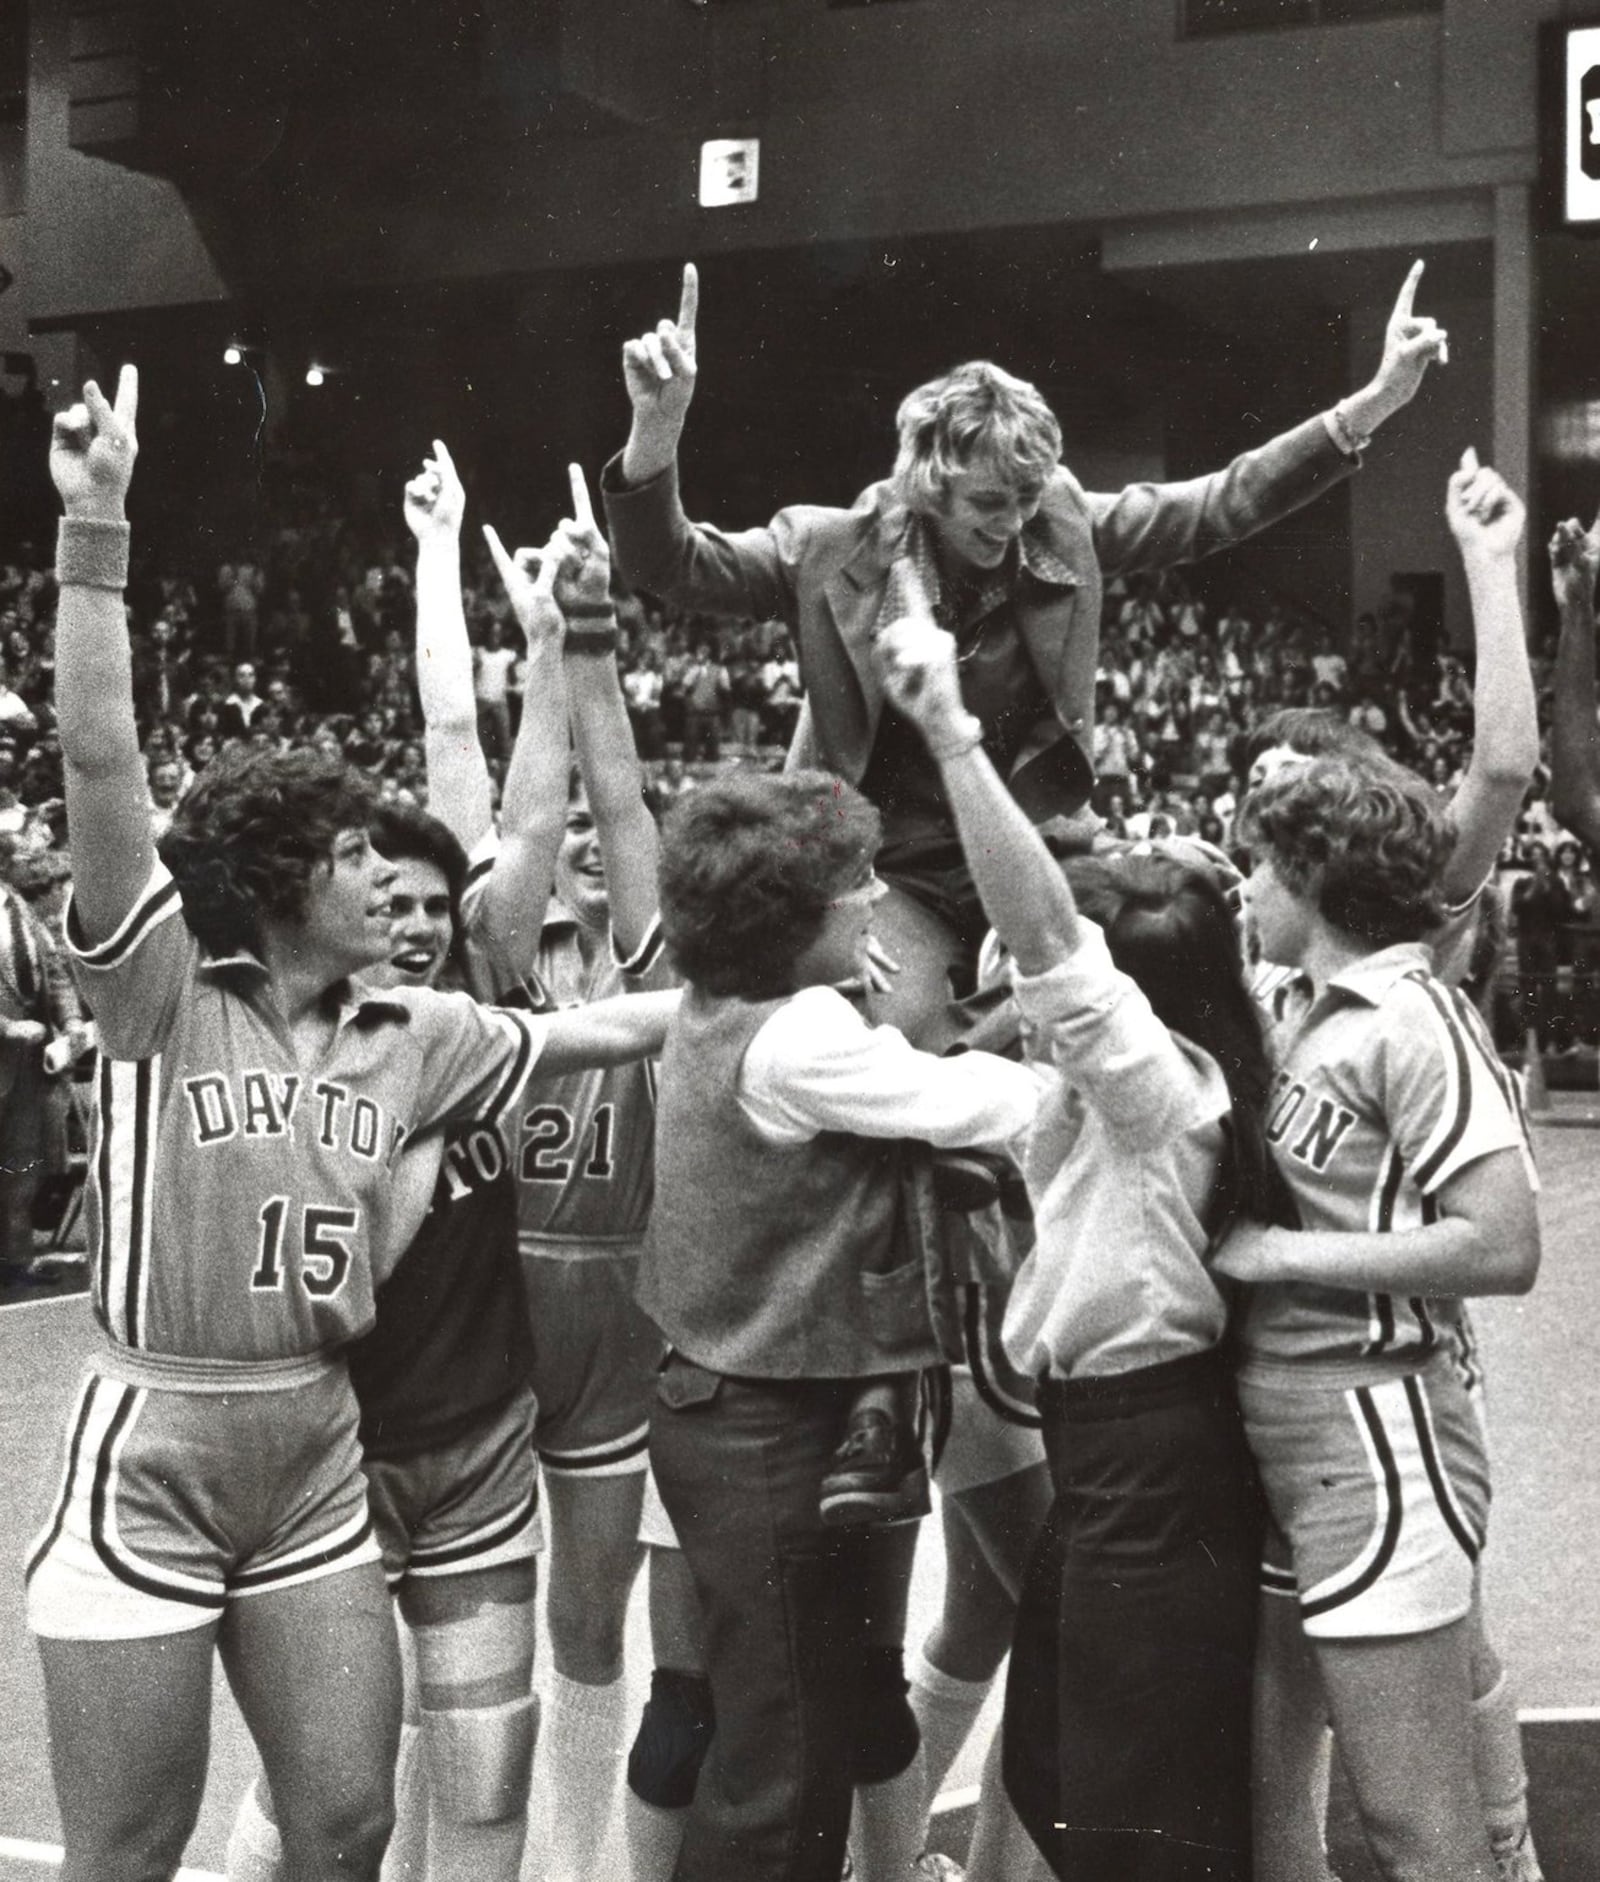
top-left (1327, 401), bottom-right (1371, 459)
top-left (56, 516), bottom-right (131, 590)
top-left (927, 711), bottom-right (986, 762)
top-left (564, 624), bottom-right (619, 657)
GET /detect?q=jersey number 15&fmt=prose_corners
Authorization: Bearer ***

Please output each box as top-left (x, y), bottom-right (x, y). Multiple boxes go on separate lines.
top-left (251, 1199), bottom-right (359, 1299)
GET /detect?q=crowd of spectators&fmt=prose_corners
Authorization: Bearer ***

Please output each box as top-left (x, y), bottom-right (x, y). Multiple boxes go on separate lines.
top-left (0, 507), bottom-right (1594, 1045)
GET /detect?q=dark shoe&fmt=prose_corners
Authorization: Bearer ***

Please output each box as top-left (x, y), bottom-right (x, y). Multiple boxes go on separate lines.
top-left (819, 1409), bottom-right (930, 1527)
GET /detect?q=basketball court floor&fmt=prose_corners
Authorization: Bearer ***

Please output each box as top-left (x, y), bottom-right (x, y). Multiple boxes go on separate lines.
top-left (2, 1113), bottom-right (1597, 1879)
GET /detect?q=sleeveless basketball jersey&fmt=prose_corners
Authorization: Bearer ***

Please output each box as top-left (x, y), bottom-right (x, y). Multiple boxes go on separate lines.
top-left (67, 861), bottom-right (546, 1363)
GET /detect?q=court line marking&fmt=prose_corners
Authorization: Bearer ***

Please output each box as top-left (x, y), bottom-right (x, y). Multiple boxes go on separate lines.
top-left (0, 1294), bottom-right (85, 1315)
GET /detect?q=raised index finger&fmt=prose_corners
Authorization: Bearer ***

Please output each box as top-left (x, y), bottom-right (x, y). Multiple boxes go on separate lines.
top-left (567, 462), bottom-right (598, 534)
top-left (1391, 259), bottom-right (1424, 324)
top-left (677, 262), bottom-right (699, 339)
top-left (113, 363), bottom-right (139, 429)
top-left (481, 523), bottom-right (518, 588)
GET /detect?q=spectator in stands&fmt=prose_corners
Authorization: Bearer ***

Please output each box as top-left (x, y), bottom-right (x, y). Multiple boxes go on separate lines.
top-left (1092, 699), bottom-right (1140, 808)
top-left (132, 614), bottom-right (189, 727)
top-left (758, 636), bottom-right (802, 748)
top-left (0, 745), bottom-right (24, 837)
top-left (0, 842), bottom-right (83, 1286)
top-left (147, 754), bottom-right (183, 836)
top-left (221, 660), bottom-right (265, 738)
top-left (624, 650), bottom-right (666, 761)
top-left (0, 653), bottom-right (38, 734)
top-left (681, 640), bottom-right (730, 763)
top-left (473, 615), bottom-right (517, 766)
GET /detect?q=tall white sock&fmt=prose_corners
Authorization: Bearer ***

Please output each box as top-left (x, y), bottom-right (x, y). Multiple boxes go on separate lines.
top-left (224, 1778), bottom-right (283, 1882)
top-left (908, 1644), bottom-right (992, 1809)
top-left (379, 1721), bottom-right (427, 1882)
top-left (965, 1724), bottom-right (1051, 1882)
top-left (624, 1789), bottom-right (689, 1882)
top-left (541, 1670), bottom-right (628, 1882)
top-left (429, 1813), bottom-right (527, 1882)
top-left (849, 1748), bottom-right (927, 1882)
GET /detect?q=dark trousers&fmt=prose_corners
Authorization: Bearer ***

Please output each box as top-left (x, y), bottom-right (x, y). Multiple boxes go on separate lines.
top-left (649, 1359), bottom-right (919, 1882)
top-left (1003, 1348), bottom-right (1261, 1882)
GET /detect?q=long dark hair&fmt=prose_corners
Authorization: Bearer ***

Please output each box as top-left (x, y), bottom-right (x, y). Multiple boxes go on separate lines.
top-left (1065, 851), bottom-right (1295, 1236)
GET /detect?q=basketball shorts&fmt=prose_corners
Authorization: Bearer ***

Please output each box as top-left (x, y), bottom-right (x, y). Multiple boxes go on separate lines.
top-left (27, 1346), bottom-right (380, 1640)
top-left (935, 1364), bottom-right (1046, 1498)
top-left (521, 1242), bottom-right (662, 1478)
top-left (1241, 1358), bottom-right (1489, 1639)
top-left (363, 1385), bottom-right (543, 1588)
top-left (639, 1461), bottom-right (677, 1550)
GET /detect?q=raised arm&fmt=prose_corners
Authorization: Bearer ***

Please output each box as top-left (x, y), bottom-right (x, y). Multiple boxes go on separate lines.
top-left (1439, 449), bottom-right (1536, 901)
top-left (552, 465), bottom-right (661, 960)
top-left (404, 440), bottom-right (492, 850)
top-left (1213, 1147), bottom-right (1538, 1298)
top-left (620, 262), bottom-right (698, 487)
top-left (603, 264), bottom-right (802, 625)
top-left (1333, 258), bottom-right (1449, 447)
top-left (1548, 510), bottom-right (1600, 851)
top-left (52, 365), bottom-right (151, 943)
top-left (874, 577), bottom-right (1079, 974)
top-left (475, 524), bottom-right (571, 972)
top-left (1095, 261), bottom-right (1446, 580)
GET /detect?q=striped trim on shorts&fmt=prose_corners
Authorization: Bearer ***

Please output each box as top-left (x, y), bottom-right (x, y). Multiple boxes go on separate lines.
top-left (26, 1350), bottom-right (379, 1639)
top-left (1243, 1359), bottom-right (1488, 1639)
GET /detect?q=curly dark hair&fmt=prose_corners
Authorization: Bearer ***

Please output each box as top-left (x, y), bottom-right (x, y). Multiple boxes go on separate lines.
top-left (1239, 758), bottom-right (1452, 947)
top-left (659, 769), bottom-right (881, 998)
top-left (158, 746), bottom-right (378, 956)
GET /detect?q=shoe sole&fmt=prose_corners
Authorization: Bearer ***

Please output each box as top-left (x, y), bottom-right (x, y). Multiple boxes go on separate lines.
top-left (819, 1470), bottom-right (931, 1528)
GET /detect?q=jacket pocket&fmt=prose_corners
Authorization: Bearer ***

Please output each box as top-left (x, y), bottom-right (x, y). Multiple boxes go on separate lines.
top-left (860, 1256), bottom-right (932, 1361)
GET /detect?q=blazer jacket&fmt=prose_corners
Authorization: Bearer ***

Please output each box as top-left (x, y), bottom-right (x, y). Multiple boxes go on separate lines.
top-left (602, 414), bottom-right (1354, 785)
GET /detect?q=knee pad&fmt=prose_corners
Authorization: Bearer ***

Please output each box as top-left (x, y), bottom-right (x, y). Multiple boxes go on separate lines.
top-left (848, 1646), bottom-right (920, 1786)
top-left (626, 1668), bottom-right (716, 1808)
top-left (421, 1693), bottom-right (538, 1826)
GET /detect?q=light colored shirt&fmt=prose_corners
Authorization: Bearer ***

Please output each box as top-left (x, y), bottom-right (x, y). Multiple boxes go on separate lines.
top-left (474, 645), bottom-right (517, 706)
top-left (1001, 923), bottom-right (1234, 1381)
top-left (740, 984), bottom-right (1041, 1148)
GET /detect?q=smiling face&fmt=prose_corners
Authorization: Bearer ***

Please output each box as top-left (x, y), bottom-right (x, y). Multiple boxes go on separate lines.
top-left (929, 461), bottom-right (1044, 575)
top-left (298, 827), bottom-right (398, 975)
top-left (373, 855), bottom-right (454, 990)
top-left (555, 786), bottom-right (609, 929)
